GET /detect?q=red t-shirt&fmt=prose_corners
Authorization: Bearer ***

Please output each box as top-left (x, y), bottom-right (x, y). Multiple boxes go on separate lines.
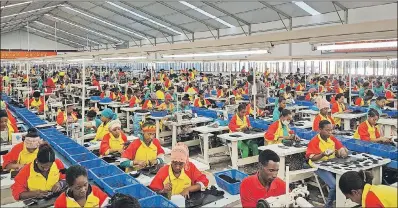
top-left (240, 174), bottom-right (286, 208)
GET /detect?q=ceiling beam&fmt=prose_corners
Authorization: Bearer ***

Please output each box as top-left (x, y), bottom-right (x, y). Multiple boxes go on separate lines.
top-left (120, 1), bottom-right (194, 34)
top-left (46, 10), bottom-right (131, 44)
top-left (92, 2), bottom-right (175, 37)
top-left (201, 1), bottom-right (251, 26)
top-left (23, 27), bottom-right (81, 48)
top-left (332, 1), bottom-right (348, 11)
top-left (258, 1), bottom-right (292, 19)
top-left (156, 1), bottom-right (219, 30)
top-left (64, 3), bottom-right (154, 40)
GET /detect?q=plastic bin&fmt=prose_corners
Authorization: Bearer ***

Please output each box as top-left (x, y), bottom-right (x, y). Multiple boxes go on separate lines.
top-left (91, 96), bottom-right (101, 101)
top-left (344, 139), bottom-right (372, 153)
top-left (90, 165), bottom-right (124, 188)
top-left (242, 95), bottom-right (249, 100)
top-left (387, 160), bottom-right (397, 169)
top-left (78, 159), bottom-right (109, 179)
top-left (52, 137), bottom-right (74, 145)
top-left (214, 169), bottom-right (248, 195)
top-left (139, 195), bottom-right (177, 208)
top-left (369, 143), bottom-right (397, 160)
top-left (114, 184), bottom-right (156, 199)
top-left (150, 111), bottom-right (168, 117)
top-left (70, 153), bottom-right (97, 164)
top-left (102, 174), bottom-right (139, 196)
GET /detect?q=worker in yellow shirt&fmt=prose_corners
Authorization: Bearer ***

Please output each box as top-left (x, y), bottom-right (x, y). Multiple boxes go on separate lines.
top-left (155, 85), bottom-right (165, 100)
top-left (94, 108), bottom-right (117, 141)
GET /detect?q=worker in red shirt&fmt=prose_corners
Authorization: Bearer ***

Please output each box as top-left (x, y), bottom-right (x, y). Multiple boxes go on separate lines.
top-left (2, 128), bottom-right (41, 170)
top-left (339, 171), bottom-right (397, 208)
top-left (149, 143), bottom-right (209, 199)
top-left (120, 121), bottom-right (165, 172)
top-left (56, 102), bottom-right (78, 126)
top-left (99, 120), bottom-right (127, 156)
top-left (11, 143), bottom-right (67, 200)
top-left (24, 91), bottom-right (46, 113)
top-left (240, 149), bottom-right (287, 208)
top-left (194, 90), bottom-right (211, 108)
top-left (331, 93), bottom-right (352, 128)
top-left (129, 89), bottom-right (142, 107)
top-left (353, 109), bottom-right (392, 142)
top-left (313, 99), bottom-right (335, 131)
top-left (45, 73), bottom-right (58, 93)
top-left (92, 77), bottom-right (100, 91)
top-left (306, 120), bottom-right (348, 208)
top-left (265, 109), bottom-right (298, 145)
top-left (1, 101), bottom-right (17, 127)
top-left (54, 165), bottom-right (109, 208)
top-left (0, 109), bottom-right (18, 143)
top-left (355, 90), bottom-right (374, 107)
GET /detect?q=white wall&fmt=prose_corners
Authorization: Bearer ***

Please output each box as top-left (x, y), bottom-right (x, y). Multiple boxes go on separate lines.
top-left (1, 30), bottom-right (77, 51)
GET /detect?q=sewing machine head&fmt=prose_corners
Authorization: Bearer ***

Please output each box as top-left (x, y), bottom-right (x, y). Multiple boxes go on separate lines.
top-left (256, 185), bottom-right (311, 208)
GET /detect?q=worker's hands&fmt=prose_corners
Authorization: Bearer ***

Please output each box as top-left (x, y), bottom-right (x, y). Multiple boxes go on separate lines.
top-left (323, 149), bottom-right (334, 156)
top-left (133, 160), bottom-right (146, 169)
top-left (240, 126), bottom-right (248, 131)
top-left (180, 187), bottom-right (190, 199)
top-left (380, 137), bottom-right (392, 143)
top-left (51, 181), bottom-right (63, 193)
top-left (344, 110), bottom-right (353, 113)
top-left (34, 190), bottom-right (51, 198)
top-left (117, 149), bottom-right (124, 154)
top-left (150, 159), bottom-right (158, 166)
top-left (337, 148), bottom-right (348, 158)
top-left (162, 183), bottom-right (172, 193)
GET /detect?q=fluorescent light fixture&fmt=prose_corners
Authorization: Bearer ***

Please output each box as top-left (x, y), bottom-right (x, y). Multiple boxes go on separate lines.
top-left (32, 60), bottom-right (44, 63)
top-left (1, 5), bottom-right (58, 19)
top-left (63, 6), bottom-right (147, 39)
top-left (106, 2), bottom-right (183, 35)
top-left (179, 1), bottom-right (235, 28)
top-left (316, 41), bottom-right (398, 50)
top-left (34, 21), bottom-right (101, 45)
top-left (292, 1), bottom-right (320, 16)
top-left (101, 56), bottom-right (147, 61)
top-left (1, 1), bottom-right (32, 9)
top-left (25, 26), bottom-right (85, 47)
top-left (67, 58), bottom-right (93, 62)
top-left (163, 50), bottom-right (268, 58)
top-left (45, 14), bottom-right (122, 43)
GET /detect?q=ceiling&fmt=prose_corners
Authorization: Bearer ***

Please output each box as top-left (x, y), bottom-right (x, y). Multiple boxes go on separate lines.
top-left (1, 1), bottom-right (395, 49)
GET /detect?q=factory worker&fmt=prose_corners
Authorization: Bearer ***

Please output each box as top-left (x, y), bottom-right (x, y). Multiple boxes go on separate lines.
top-left (385, 88), bottom-right (396, 99)
top-left (99, 120), bottom-right (127, 156)
top-left (373, 81), bottom-right (384, 95)
top-left (149, 143), bottom-right (208, 199)
top-left (1, 101), bottom-right (17, 127)
top-left (83, 110), bottom-right (100, 135)
top-left (305, 88), bottom-right (317, 101)
top-left (122, 88), bottom-right (133, 104)
top-left (359, 82), bottom-right (371, 98)
top-left (354, 109), bottom-right (392, 142)
top-left (245, 97), bottom-right (266, 117)
top-left (110, 87), bottom-right (123, 101)
top-left (2, 128), bottom-right (41, 170)
top-left (331, 93), bottom-right (351, 128)
top-left (56, 102), bottom-right (78, 126)
top-left (313, 99), bottom-right (335, 132)
top-left (272, 97), bottom-right (286, 122)
top-left (0, 109), bottom-right (18, 143)
top-left (24, 91), bottom-right (46, 113)
top-left (174, 95), bottom-right (191, 113)
top-left (339, 171), bottom-right (397, 208)
top-left (229, 104), bottom-right (258, 158)
top-left (355, 90), bottom-right (374, 106)
top-left (335, 80), bottom-right (345, 94)
top-left (129, 89), bottom-right (142, 107)
top-left (100, 85), bottom-right (110, 98)
top-left (121, 121), bottom-right (165, 172)
top-left (157, 94), bottom-right (174, 112)
top-left (265, 109), bottom-right (298, 145)
top-left (94, 108), bottom-right (117, 141)
top-left (306, 120), bottom-right (348, 208)
top-left (216, 86), bottom-right (224, 98)
top-left (108, 193), bottom-right (141, 208)
top-left (163, 77), bottom-right (172, 91)
top-left (193, 90), bottom-right (211, 108)
top-left (168, 86), bottom-right (178, 101)
top-left (368, 96), bottom-right (386, 116)
top-left (45, 72), bottom-right (58, 93)
top-left (295, 80), bottom-right (306, 91)
top-left (225, 95), bottom-right (237, 105)
top-left (11, 143), bottom-right (66, 200)
top-left (142, 94), bottom-right (159, 110)
top-left (143, 87), bottom-right (151, 100)
top-left (92, 76), bottom-right (100, 91)
top-left (54, 165), bottom-right (109, 208)
top-left (155, 85), bottom-right (165, 100)
top-left (240, 150), bottom-right (287, 208)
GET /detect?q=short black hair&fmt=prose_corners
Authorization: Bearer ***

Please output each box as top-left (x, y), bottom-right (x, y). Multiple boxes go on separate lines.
top-left (280, 109), bottom-right (291, 117)
top-left (319, 120), bottom-right (331, 129)
top-left (66, 165), bottom-right (88, 186)
top-left (238, 104), bottom-right (246, 112)
top-left (33, 91), bottom-right (41, 98)
top-left (363, 82), bottom-right (369, 87)
top-left (25, 128), bottom-right (39, 138)
top-left (86, 110), bottom-right (97, 118)
top-left (278, 97), bottom-right (286, 103)
top-left (109, 193), bottom-right (141, 208)
top-left (376, 96), bottom-right (386, 101)
top-left (259, 149), bottom-right (280, 166)
top-left (37, 143), bottom-right (55, 164)
top-left (339, 171), bottom-right (373, 195)
top-left (338, 80), bottom-right (344, 86)
top-left (368, 109), bottom-right (379, 118)
top-left (0, 110), bottom-right (7, 118)
top-left (335, 93), bottom-right (344, 100)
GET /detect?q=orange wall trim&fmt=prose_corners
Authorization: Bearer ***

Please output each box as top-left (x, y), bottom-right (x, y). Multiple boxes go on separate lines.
top-left (0, 50), bottom-right (57, 59)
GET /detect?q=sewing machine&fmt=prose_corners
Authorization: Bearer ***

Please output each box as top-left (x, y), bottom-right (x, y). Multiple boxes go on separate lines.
top-left (257, 185), bottom-right (313, 208)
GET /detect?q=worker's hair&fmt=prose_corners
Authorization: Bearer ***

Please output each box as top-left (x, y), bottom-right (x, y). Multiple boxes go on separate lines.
top-left (339, 80), bottom-right (345, 86)
top-left (238, 104), bottom-right (246, 112)
top-left (37, 143), bottom-right (55, 164)
top-left (33, 91), bottom-right (41, 98)
top-left (278, 97), bottom-right (286, 103)
top-left (368, 109), bottom-right (379, 118)
top-left (126, 88), bottom-right (133, 95)
top-left (280, 109), bottom-right (291, 117)
top-left (285, 86), bottom-right (292, 92)
top-left (339, 171), bottom-right (373, 195)
top-left (0, 110), bottom-right (7, 118)
top-left (335, 93), bottom-right (344, 100)
top-left (259, 149), bottom-right (280, 166)
top-left (86, 110), bottom-right (97, 118)
top-left (142, 120), bottom-right (155, 128)
top-left (363, 82), bottom-right (370, 87)
top-left (155, 85), bottom-right (162, 91)
top-left (25, 128), bottom-right (39, 138)
top-left (376, 96), bottom-right (387, 101)
top-left (109, 193), bottom-right (141, 208)
top-left (319, 120), bottom-right (331, 129)
top-left (66, 165), bottom-right (88, 186)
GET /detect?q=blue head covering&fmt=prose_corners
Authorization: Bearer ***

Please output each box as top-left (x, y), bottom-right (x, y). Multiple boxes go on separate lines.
top-left (101, 108), bottom-right (117, 120)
